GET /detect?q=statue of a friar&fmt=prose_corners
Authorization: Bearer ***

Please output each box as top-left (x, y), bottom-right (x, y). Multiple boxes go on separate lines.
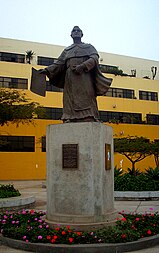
top-left (39, 26), bottom-right (112, 123)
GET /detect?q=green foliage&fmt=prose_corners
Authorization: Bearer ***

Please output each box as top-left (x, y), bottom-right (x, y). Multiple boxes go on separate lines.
top-left (149, 141), bottom-right (159, 168)
top-left (1, 210), bottom-right (159, 244)
top-left (127, 167), bottom-right (142, 176)
top-left (0, 89), bottom-right (45, 126)
top-left (114, 166), bottom-right (123, 177)
top-left (108, 66), bottom-right (124, 76)
top-left (114, 167), bottom-right (159, 191)
top-left (145, 167), bottom-right (159, 180)
top-left (104, 66), bottom-right (127, 76)
top-left (26, 50), bottom-right (35, 64)
top-left (0, 184), bottom-right (21, 198)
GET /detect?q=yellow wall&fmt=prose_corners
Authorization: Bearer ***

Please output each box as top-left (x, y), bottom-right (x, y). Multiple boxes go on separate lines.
top-left (1, 61), bottom-right (159, 120)
top-left (0, 53), bottom-right (159, 180)
top-left (0, 120), bottom-right (158, 180)
top-left (0, 120), bottom-right (61, 180)
top-left (1, 37), bottom-right (159, 80)
top-left (110, 123), bottom-right (159, 171)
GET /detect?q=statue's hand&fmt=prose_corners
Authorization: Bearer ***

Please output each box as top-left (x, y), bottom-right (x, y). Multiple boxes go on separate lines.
top-left (38, 69), bottom-right (47, 75)
top-left (73, 64), bottom-right (85, 74)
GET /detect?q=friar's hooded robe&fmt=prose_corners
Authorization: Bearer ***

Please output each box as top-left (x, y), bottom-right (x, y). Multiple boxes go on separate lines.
top-left (46, 43), bottom-right (112, 121)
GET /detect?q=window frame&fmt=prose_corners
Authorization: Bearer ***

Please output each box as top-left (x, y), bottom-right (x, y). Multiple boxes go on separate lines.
top-left (0, 76), bottom-right (28, 89)
top-left (0, 52), bottom-right (25, 63)
top-left (139, 90), bottom-right (158, 101)
top-left (0, 136), bottom-right (35, 152)
top-left (105, 87), bottom-right (135, 99)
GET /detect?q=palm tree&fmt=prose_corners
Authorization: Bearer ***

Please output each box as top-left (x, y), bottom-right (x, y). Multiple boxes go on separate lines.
top-left (26, 50), bottom-right (35, 64)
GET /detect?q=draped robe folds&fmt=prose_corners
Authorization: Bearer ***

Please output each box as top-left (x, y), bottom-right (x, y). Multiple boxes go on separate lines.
top-left (46, 43), bottom-right (112, 121)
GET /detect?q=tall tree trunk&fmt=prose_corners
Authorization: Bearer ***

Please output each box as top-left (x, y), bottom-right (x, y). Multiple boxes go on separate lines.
top-left (154, 155), bottom-right (159, 168)
top-left (132, 161), bottom-right (136, 175)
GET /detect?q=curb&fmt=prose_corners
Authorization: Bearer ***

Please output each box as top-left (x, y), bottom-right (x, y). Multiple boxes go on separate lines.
top-left (0, 234), bottom-right (159, 253)
top-left (42, 182), bottom-right (159, 201)
top-left (114, 191), bottom-right (159, 201)
top-left (0, 195), bottom-right (35, 211)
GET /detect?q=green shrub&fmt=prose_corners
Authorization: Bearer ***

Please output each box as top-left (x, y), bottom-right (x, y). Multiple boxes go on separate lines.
top-left (114, 166), bottom-right (123, 177)
top-left (127, 167), bottom-right (142, 176)
top-left (145, 167), bottom-right (159, 180)
top-left (0, 184), bottom-right (21, 198)
top-left (114, 167), bottom-right (159, 191)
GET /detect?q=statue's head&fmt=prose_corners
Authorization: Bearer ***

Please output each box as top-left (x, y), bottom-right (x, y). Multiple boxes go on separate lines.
top-left (71, 26), bottom-right (83, 39)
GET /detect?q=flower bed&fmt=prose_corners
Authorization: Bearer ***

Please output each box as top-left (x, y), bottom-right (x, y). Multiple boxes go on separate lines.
top-left (0, 209), bottom-right (159, 244)
top-left (0, 184), bottom-right (21, 199)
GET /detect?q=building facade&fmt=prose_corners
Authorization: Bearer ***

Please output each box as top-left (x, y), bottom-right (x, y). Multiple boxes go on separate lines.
top-left (0, 38), bottom-right (159, 180)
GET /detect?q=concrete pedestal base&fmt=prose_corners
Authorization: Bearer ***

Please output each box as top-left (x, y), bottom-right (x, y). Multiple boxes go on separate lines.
top-left (46, 122), bottom-right (119, 230)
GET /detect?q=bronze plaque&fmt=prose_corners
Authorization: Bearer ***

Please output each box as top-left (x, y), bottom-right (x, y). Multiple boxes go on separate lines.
top-left (105, 144), bottom-right (111, 170)
top-left (62, 144), bottom-right (78, 169)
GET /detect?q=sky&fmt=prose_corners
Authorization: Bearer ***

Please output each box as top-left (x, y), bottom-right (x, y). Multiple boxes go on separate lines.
top-left (0, 0), bottom-right (159, 61)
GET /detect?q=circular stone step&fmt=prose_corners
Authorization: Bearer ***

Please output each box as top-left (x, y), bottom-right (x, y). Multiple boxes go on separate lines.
top-left (0, 195), bottom-right (35, 211)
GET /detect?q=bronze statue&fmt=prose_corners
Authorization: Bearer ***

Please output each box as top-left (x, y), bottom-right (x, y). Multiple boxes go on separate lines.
top-left (39, 26), bottom-right (112, 122)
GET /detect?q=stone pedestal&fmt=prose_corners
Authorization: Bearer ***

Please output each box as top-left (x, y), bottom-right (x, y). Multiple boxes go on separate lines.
top-left (46, 122), bottom-right (119, 230)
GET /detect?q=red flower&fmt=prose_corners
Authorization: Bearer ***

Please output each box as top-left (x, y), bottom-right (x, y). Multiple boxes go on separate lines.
top-left (76, 232), bottom-right (82, 236)
top-left (51, 239), bottom-right (56, 243)
top-left (46, 235), bottom-right (51, 240)
top-left (147, 230), bottom-right (152, 235)
top-left (135, 217), bottom-right (140, 221)
top-left (121, 234), bottom-right (126, 239)
top-left (67, 226), bottom-right (70, 229)
top-left (29, 209), bottom-right (34, 214)
top-left (69, 237), bottom-right (74, 243)
top-left (55, 227), bottom-right (60, 231)
top-left (121, 217), bottom-right (126, 222)
top-left (62, 231), bottom-right (66, 235)
top-left (53, 235), bottom-right (58, 240)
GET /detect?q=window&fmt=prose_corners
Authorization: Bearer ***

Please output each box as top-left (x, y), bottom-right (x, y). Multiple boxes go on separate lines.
top-left (0, 52), bottom-right (25, 63)
top-left (106, 87), bottom-right (134, 99)
top-left (45, 107), bottom-right (62, 119)
top-left (139, 91), bottom-right (158, 101)
top-left (99, 64), bottom-right (118, 74)
top-left (37, 56), bottom-right (57, 66)
top-left (0, 136), bottom-right (35, 152)
top-left (0, 76), bottom-right (28, 89)
top-left (146, 114), bottom-right (159, 125)
top-left (38, 107), bottom-right (63, 120)
top-left (41, 136), bottom-right (46, 152)
top-left (46, 81), bottom-right (63, 92)
top-left (99, 111), bottom-right (142, 124)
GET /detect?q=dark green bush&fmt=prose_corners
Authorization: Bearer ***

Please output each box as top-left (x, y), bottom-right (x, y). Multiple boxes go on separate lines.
top-left (114, 166), bottom-right (123, 177)
top-left (114, 167), bottom-right (159, 191)
top-left (145, 167), bottom-right (159, 180)
top-left (0, 184), bottom-right (21, 198)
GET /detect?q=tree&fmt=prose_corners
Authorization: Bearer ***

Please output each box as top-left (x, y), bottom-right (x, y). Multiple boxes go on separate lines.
top-left (26, 50), bottom-right (35, 64)
top-left (0, 89), bottom-right (45, 126)
top-left (150, 141), bottom-right (159, 168)
top-left (114, 136), bottom-right (151, 175)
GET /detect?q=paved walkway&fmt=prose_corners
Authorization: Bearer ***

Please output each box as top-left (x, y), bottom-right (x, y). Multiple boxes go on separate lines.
top-left (0, 180), bottom-right (159, 253)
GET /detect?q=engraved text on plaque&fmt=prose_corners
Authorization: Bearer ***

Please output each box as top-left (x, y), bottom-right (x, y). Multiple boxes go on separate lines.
top-left (62, 144), bottom-right (78, 169)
